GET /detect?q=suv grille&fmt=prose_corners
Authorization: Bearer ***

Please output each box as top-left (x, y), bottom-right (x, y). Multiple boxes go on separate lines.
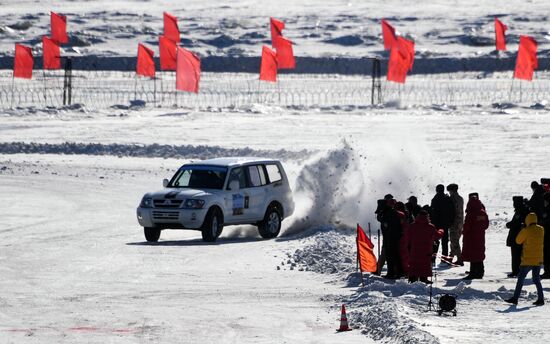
top-left (153, 199), bottom-right (183, 208)
top-left (152, 211), bottom-right (179, 221)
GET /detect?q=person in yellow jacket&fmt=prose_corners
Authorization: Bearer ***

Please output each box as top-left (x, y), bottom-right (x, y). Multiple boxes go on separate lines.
top-left (505, 213), bottom-right (545, 306)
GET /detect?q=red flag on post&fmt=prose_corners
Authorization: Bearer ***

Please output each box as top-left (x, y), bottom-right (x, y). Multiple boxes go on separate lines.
top-left (514, 35), bottom-right (538, 81)
top-left (273, 36), bottom-right (295, 69)
top-left (259, 46), bottom-right (277, 82)
top-left (270, 17), bottom-right (285, 47)
top-left (495, 18), bottom-right (507, 51)
top-left (381, 19), bottom-right (397, 50)
top-left (176, 47), bottom-right (200, 93)
top-left (51, 12), bottom-right (68, 44)
top-left (159, 36), bottom-right (177, 71)
top-left (136, 43), bottom-right (155, 77)
top-left (387, 48), bottom-right (409, 84)
top-left (164, 12), bottom-right (180, 43)
top-left (14, 44), bottom-right (33, 79)
top-left (357, 224), bottom-right (377, 273)
top-left (42, 36), bottom-right (61, 70)
top-left (396, 36), bottom-right (415, 71)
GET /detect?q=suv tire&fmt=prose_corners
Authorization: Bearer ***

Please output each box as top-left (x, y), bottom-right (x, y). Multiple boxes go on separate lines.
top-left (258, 206), bottom-right (281, 239)
top-left (144, 227), bottom-right (161, 242)
top-left (201, 208), bottom-right (223, 242)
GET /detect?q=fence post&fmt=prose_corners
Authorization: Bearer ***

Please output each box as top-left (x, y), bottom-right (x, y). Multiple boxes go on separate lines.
top-left (63, 58), bottom-right (73, 106)
top-left (371, 58), bottom-right (382, 105)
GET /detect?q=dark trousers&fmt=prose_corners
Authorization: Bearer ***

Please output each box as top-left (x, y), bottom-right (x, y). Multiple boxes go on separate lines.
top-left (513, 266), bottom-right (544, 300)
top-left (385, 244), bottom-right (403, 278)
top-left (511, 245), bottom-right (522, 275)
top-left (544, 239), bottom-right (550, 275)
top-left (469, 261), bottom-right (485, 278)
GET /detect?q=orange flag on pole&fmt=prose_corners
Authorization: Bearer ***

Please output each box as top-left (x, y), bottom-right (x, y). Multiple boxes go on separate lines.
top-left (494, 18), bottom-right (507, 51)
top-left (357, 224), bottom-right (377, 273)
top-left (381, 19), bottom-right (397, 50)
top-left (273, 36), bottom-right (295, 69)
top-left (260, 46), bottom-right (277, 82)
top-left (514, 35), bottom-right (538, 81)
top-left (270, 17), bottom-right (285, 47)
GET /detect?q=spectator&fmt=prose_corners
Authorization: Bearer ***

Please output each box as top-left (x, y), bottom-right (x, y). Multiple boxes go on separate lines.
top-left (406, 196), bottom-right (422, 223)
top-left (407, 210), bottom-right (444, 283)
top-left (541, 193), bottom-right (550, 279)
top-left (506, 196), bottom-right (529, 277)
top-left (529, 181), bottom-right (545, 218)
top-left (446, 183), bottom-right (464, 266)
top-left (505, 213), bottom-right (545, 306)
top-left (462, 194), bottom-right (489, 279)
top-left (430, 184), bottom-right (455, 262)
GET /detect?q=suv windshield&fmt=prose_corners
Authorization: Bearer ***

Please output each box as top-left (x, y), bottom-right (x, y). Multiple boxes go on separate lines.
top-left (168, 165), bottom-right (227, 189)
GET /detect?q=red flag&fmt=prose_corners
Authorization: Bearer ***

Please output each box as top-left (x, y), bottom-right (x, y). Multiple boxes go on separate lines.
top-left (259, 46), bottom-right (277, 82)
top-left (273, 36), bottom-right (295, 69)
top-left (514, 36), bottom-right (538, 81)
top-left (396, 36), bottom-right (415, 71)
top-left (164, 12), bottom-right (180, 43)
top-left (387, 47), bottom-right (409, 84)
top-left (42, 36), bottom-right (61, 70)
top-left (381, 19), bottom-right (397, 50)
top-left (14, 44), bottom-right (33, 79)
top-left (357, 224), bottom-right (377, 273)
top-left (50, 12), bottom-right (68, 44)
top-left (270, 17), bottom-right (285, 47)
top-left (176, 47), bottom-right (200, 93)
top-left (136, 43), bottom-right (155, 77)
top-left (159, 36), bottom-right (177, 71)
top-left (495, 18), bottom-right (507, 51)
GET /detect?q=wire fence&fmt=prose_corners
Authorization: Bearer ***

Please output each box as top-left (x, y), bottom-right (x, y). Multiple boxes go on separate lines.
top-left (0, 70), bottom-right (549, 109)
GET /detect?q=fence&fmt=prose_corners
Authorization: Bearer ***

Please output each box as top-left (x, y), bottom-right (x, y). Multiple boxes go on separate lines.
top-left (0, 69), bottom-right (549, 109)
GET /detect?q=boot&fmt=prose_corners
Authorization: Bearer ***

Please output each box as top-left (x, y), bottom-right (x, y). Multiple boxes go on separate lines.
top-left (505, 297), bottom-right (518, 305)
top-left (540, 273), bottom-right (550, 279)
top-left (533, 299), bottom-right (545, 306)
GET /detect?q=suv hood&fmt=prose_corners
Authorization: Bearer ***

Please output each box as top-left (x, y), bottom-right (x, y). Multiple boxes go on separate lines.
top-left (147, 188), bottom-right (218, 199)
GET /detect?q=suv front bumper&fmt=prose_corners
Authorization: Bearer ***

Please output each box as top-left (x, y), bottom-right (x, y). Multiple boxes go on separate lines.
top-left (136, 207), bottom-right (208, 230)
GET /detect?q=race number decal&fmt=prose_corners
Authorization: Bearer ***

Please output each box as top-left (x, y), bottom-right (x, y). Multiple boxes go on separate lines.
top-left (232, 194), bottom-right (244, 215)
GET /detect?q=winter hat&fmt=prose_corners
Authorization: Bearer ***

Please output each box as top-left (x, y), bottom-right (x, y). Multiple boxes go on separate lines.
top-left (436, 184), bottom-right (445, 193)
top-left (531, 181), bottom-right (540, 189)
top-left (384, 194), bottom-right (394, 200)
top-left (468, 192), bottom-right (479, 199)
top-left (446, 183), bottom-right (458, 192)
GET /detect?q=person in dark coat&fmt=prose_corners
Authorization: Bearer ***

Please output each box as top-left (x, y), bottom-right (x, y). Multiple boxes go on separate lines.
top-left (430, 184), bottom-right (455, 261)
top-left (396, 202), bottom-right (410, 277)
top-left (378, 200), bottom-right (403, 279)
top-left (405, 196), bottom-right (422, 224)
top-left (407, 210), bottom-right (444, 283)
top-left (529, 181), bottom-right (545, 219)
top-left (461, 195), bottom-right (489, 279)
top-left (540, 193), bottom-right (550, 279)
top-left (447, 183), bottom-right (464, 266)
top-left (506, 196), bottom-right (529, 277)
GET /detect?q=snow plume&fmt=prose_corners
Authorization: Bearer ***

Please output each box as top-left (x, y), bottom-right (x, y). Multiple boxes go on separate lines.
top-left (283, 140), bottom-right (365, 236)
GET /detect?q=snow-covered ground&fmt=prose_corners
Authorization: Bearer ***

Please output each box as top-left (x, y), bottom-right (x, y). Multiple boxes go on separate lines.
top-left (1, 103), bottom-right (550, 343)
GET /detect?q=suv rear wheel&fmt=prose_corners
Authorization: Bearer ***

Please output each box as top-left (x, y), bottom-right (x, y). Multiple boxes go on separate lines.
top-left (201, 208), bottom-right (223, 242)
top-left (258, 206), bottom-right (281, 239)
top-left (144, 227), bottom-right (161, 242)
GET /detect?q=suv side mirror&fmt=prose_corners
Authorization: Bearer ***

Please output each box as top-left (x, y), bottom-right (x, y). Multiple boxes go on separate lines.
top-left (228, 180), bottom-right (240, 191)
top-left (163, 179), bottom-right (169, 187)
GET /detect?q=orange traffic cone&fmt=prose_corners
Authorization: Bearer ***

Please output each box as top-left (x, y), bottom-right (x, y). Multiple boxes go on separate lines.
top-left (336, 304), bottom-right (352, 332)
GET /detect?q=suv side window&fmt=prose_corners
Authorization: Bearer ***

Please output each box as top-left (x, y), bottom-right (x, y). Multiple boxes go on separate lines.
top-left (227, 167), bottom-right (248, 189)
top-left (265, 164), bottom-right (282, 183)
top-left (248, 165), bottom-right (262, 187)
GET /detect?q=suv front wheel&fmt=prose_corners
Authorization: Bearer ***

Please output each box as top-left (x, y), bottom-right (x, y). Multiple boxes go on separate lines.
top-left (201, 208), bottom-right (223, 242)
top-left (258, 206), bottom-right (281, 239)
top-left (144, 227), bottom-right (161, 242)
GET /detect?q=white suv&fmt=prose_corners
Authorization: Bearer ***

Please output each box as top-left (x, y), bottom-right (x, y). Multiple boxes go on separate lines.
top-left (136, 157), bottom-right (295, 242)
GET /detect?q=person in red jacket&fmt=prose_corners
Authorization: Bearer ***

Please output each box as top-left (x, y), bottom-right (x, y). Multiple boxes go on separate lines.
top-left (461, 194), bottom-right (490, 279)
top-left (407, 210), bottom-right (444, 283)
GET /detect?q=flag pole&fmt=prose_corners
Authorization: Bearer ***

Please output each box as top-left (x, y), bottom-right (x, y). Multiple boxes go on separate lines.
top-left (356, 224), bottom-right (365, 287)
top-left (377, 228), bottom-right (381, 259)
top-left (42, 69), bottom-right (48, 104)
top-left (134, 75), bottom-right (137, 101)
top-left (153, 76), bottom-right (157, 106)
top-left (10, 74), bottom-right (15, 109)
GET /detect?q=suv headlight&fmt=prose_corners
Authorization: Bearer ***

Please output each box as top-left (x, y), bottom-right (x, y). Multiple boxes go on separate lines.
top-left (140, 196), bottom-right (153, 208)
top-left (182, 199), bottom-right (205, 209)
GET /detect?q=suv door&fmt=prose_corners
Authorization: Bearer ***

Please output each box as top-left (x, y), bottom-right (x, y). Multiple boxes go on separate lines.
top-left (243, 164), bottom-right (269, 222)
top-left (224, 166), bottom-right (250, 224)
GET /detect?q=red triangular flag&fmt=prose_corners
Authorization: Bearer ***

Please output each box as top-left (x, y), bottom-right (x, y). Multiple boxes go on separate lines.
top-left (136, 43), bottom-right (155, 77)
top-left (514, 35), bottom-right (538, 81)
top-left (51, 12), bottom-right (68, 44)
top-left (14, 44), bottom-right (33, 79)
top-left (42, 36), bottom-right (61, 70)
top-left (381, 19), bottom-right (397, 50)
top-left (357, 224), bottom-right (377, 273)
top-left (159, 35), bottom-right (177, 71)
top-left (273, 36), bottom-right (295, 69)
top-left (270, 17), bottom-right (285, 47)
top-left (176, 47), bottom-right (200, 93)
top-left (495, 18), bottom-right (507, 51)
top-left (164, 12), bottom-right (180, 43)
top-left (259, 46), bottom-right (277, 82)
